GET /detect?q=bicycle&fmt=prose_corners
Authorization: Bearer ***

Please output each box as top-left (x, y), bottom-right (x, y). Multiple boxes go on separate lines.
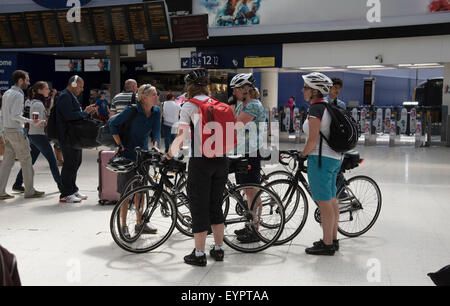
top-left (221, 156), bottom-right (286, 253)
top-left (117, 148), bottom-right (193, 238)
top-left (109, 148), bottom-right (187, 253)
top-left (266, 150), bottom-right (382, 245)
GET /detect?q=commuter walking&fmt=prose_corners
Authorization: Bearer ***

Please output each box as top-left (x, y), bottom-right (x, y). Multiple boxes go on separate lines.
top-left (12, 81), bottom-right (63, 193)
top-left (228, 73), bottom-right (266, 243)
top-left (300, 72), bottom-right (343, 256)
top-left (110, 84), bottom-right (161, 237)
top-left (111, 79), bottom-right (138, 115)
top-left (161, 92), bottom-right (181, 153)
top-left (0, 70), bottom-right (46, 200)
top-left (167, 69), bottom-right (229, 266)
top-left (327, 78), bottom-right (346, 110)
top-left (56, 75), bottom-right (97, 203)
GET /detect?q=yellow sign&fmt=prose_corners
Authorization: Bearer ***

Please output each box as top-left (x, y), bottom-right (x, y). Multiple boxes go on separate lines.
top-left (244, 57), bottom-right (275, 68)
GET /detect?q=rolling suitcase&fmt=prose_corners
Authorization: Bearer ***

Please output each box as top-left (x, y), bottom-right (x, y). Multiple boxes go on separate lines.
top-left (98, 150), bottom-right (120, 205)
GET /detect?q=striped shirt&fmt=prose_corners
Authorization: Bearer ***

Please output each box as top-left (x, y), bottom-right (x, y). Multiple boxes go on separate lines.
top-left (111, 91), bottom-right (137, 114)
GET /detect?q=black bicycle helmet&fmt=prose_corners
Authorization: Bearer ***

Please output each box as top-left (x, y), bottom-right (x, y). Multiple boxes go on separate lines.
top-left (184, 68), bottom-right (209, 86)
top-left (106, 156), bottom-right (135, 173)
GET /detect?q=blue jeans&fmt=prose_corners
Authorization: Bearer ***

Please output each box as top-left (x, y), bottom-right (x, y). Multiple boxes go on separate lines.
top-left (163, 124), bottom-right (176, 153)
top-left (14, 135), bottom-right (62, 191)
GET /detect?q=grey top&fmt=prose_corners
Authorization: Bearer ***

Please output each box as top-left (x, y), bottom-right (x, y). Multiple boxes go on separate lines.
top-left (28, 99), bottom-right (47, 135)
top-left (0, 86), bottom-right (33, 134)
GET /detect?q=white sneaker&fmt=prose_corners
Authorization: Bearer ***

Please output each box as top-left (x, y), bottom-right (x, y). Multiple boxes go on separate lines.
top-left (59, 195), bottom-right (82, 203)
top-left (74, 191), bottom-right (88, 200)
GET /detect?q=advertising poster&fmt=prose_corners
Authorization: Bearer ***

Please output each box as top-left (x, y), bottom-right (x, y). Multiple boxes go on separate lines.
top-left (55, 59), bottom-right (83, 72)
top-left (84, 59), bottom-right (111, 72)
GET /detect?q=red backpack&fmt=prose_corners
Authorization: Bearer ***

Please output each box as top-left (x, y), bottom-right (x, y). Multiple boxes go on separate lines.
top-left (189, 97), bottom-right (237, 158)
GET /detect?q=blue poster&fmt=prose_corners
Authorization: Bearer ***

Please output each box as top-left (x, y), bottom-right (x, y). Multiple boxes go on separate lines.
top-left (0, 54), bottom-right (17, 92)
top-left (198, 0), bottom-right (262, 27)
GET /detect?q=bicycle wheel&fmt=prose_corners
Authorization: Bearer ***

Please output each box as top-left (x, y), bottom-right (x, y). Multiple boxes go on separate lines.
top-left (222, 183), bottom-right (285, 253)
top-left (110, 185), bottom-right (177, 253)
top-left (336, 175), bottom-right (382, 237)
top-left (172, 180), bottom-right (194, 237)
top-left (265, 179), bottom-right (309, 245)
top-left (262, 170), bottom-right (294, 183)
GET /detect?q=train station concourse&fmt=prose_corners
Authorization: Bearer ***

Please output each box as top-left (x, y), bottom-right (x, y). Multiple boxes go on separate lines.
top-left (1, 0), bottom-right (450, 290)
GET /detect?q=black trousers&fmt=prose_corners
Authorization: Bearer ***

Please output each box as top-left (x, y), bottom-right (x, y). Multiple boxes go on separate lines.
top-left (60, 145), bottom-right (82, 198)
top-left (187, 157), bottom-right (229, 233)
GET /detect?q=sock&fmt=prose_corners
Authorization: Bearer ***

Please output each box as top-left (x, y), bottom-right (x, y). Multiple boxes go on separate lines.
top-left (195, 249), bottom-right (205, 257)
top-left (214, 244), bottom-right (224, 251)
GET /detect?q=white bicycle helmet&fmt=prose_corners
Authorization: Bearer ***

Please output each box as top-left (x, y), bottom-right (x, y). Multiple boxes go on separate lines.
top-left (230, 73), bottom-right (256, 89)
top-left (302, 72), bottom-right (333, 95)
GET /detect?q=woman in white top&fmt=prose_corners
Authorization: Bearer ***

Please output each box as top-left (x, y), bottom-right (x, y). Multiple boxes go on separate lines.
top-left (161, 92), bottom-right (181, 153)
top-left (300, 72), bottom-right (342, 256)
top-left (13, 82), bottom-right (62, 192)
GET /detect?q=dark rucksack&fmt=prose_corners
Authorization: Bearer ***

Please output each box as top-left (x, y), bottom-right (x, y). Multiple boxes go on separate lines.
top-left (45, 104), bottom-right (58, 141)
top-left (96, 105), bottom-right (138, 147)
top-left (428, 265), bottom-right (450, 286)
top-left (0, 245), bottom-right (21, 286)
top-left (316, 102), bottom-right (359, 167)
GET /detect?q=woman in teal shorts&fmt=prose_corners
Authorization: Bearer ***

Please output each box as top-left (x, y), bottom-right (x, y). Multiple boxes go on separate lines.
top-left (300, 72), bottom-right (343, 256)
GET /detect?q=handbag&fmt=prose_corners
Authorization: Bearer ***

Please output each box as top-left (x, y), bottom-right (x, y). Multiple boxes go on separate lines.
top-left (66, 118), bottom-right (103, 149)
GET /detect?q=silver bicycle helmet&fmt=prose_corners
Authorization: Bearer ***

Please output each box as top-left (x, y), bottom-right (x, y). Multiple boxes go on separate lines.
top-left (302, 72), bottom-right (333, 95)
top-left (230, 73), bottom-right (256, 89)
top-left (106, 156), bottom-right (135, 173)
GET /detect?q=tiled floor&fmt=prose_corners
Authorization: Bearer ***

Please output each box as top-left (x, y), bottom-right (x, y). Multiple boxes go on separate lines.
top-left (1, 142), bottom-right (449, 286)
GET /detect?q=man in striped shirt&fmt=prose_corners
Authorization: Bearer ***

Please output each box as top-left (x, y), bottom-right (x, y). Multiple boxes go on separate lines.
top-left (110, 79), bottom-right (138, 115)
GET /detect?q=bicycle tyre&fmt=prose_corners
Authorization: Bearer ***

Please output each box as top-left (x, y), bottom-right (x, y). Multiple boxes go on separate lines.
top-left (265, 179), bottom-right (309, 246)
top-left (337, 175), bottom-right (382, 237)
top-left (222, 183), bottom-right (285, 253)
top-left (110, 185), bottom-right (177, 253)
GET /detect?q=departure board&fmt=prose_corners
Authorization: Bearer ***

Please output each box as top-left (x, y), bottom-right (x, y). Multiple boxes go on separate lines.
top-left (56, 11), bottom-right (78, 46)
top-left (171, 15), bottom-right (208, 42)
top-left (0, 1), bottom-right (172, 48)
top-left (91, 7), bottom-right (113, 45)
top-left (40, 11), bottom-right (63, 46)
top-left (127, 4), bottom-right (151, 43)
top-left (145, 2), bottom-right (171, 43)
top-left (110, 6), bottom-right (132, 44)
top-left (0, 14), bottom-right (15, 48)
top-left (75, 8), bottom-right (96, 45)
top-left (9, 13), bottom-right (31, 47)
top-left (25, 12), bottom-right (46, 47)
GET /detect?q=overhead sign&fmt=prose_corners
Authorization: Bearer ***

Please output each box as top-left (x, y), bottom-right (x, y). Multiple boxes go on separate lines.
top-left (0, 1), bottom-right (171, 48)
top-left (191, 51), bottom-right (220, 69)
top-left (0, 54), bottom-right (18, 92)
top-left (244, 57), bottom-right (275, 68)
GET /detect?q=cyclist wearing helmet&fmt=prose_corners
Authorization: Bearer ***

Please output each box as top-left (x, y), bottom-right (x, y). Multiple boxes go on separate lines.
top-left (229, 72), bottom-right (266, 243)
top-left (167, 69), bottom-right (229, 267)
top-left (109, 84), bottom-right (161, 238)
top-left (300, 72), bottom-right (342, 256)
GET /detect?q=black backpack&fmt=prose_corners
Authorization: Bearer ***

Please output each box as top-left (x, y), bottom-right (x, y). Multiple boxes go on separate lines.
top-left (316, 102), bottom-right (359, 167)
top-left (45, 104), bottom-right (58, 141)
top-left (96, 105), bottom-right (138, 147)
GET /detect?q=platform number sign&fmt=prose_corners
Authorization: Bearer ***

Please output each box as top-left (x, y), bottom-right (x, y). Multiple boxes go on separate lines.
top-left (190, 51), bottom-right (220, 69)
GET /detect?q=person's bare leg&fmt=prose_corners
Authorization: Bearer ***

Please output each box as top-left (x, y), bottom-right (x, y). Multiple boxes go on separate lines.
top-left (331, 197), bottom-right (339, 241)
top-left (318, 200), bottom-right (334, 245)
top-left (194, 231), bottom-right (208, 251)
top-left (211, 223), bottom-right (224, 245)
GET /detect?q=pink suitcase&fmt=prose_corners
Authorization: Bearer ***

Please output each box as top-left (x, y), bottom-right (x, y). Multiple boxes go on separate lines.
top-left (97, 150), bottom-right (120, 205)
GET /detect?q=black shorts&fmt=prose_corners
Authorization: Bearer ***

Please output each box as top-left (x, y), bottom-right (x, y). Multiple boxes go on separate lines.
top-left (235, 156), bottom-right (262, 185)
top-left (187, 157), bottom-right (229, 233)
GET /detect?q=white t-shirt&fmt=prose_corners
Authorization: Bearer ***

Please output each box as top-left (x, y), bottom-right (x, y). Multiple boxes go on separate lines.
top-left (162, 100), bottom-right (181, 126)
top-left (302, 100), bottom-right (342, 160)
top-left (179, 95), bottom-right (210, 157)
